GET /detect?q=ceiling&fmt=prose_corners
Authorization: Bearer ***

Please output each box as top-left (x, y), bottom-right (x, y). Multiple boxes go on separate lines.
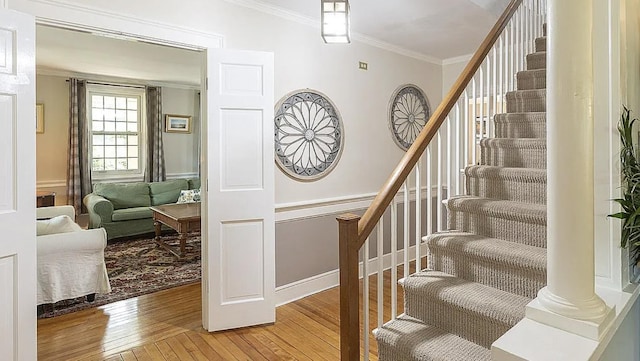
top-left (252, 0), bottom-right (508, 59)
top-left (36, 25), bottom-right (203, 86)
top-left (35, 0), bottom-right (508, 84)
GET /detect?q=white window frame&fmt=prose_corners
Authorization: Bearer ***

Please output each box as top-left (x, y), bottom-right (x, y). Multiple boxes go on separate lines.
top-left (87, 84), bottom-right (147, 181)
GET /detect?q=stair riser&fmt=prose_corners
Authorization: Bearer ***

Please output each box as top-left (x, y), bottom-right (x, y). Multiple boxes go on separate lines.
top-left (404, 293), bottom-right (512, 349)
top-left (466, 176), bottom-right (546, 204)
top-left (527, 52), bottom-right (546, 70)
top-left (495, 121), bottom-right (546, 138)
top-left (535, 37), bottom-right (546, 52)
top-left (481, 146), bottom-right (547, 169)
top-left (506, 93), bottom-right (546, 112)
top-left (427, 248), bottom-right (546, 298)
top-left (447, 210), bottom-right (546, 248)
top-left (517, 71), bottom-right (546, 90)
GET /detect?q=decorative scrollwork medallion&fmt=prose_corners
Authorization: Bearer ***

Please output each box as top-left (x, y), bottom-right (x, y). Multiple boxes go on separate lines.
top-left (274, 90), bottom-right (344, 181)
top-left (388, 84), bottom-right (430, 151)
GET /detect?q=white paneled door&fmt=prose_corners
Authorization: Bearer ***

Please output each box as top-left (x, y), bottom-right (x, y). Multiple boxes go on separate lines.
top-left (203, 49), bottom-right (275, 331)
top-left (0, 8), bottom-right (36, 361)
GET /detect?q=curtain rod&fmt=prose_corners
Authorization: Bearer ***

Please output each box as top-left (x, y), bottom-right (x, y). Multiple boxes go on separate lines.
top-left (65, 79), bottom-right (145, 89)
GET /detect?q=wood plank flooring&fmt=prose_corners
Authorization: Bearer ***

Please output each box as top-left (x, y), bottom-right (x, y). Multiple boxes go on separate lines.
top-left (38, 263), bottom-right (420, 360)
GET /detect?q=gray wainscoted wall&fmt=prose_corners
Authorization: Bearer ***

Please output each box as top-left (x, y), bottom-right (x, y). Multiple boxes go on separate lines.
top-left (275, 195), bottom-right (445, 287)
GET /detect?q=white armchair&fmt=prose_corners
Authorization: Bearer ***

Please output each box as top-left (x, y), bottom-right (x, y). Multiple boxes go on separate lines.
top-left (36, 206), bottom-right (111, 305)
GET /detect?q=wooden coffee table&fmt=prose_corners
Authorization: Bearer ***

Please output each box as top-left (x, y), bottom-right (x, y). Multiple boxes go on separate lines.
top-left (150, 203), bottom-right (201, 258)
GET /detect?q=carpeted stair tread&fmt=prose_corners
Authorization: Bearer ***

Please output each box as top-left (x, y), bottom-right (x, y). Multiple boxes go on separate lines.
top-left (535, 36), bottom-right (546, 52)
top-left (376, 315), bottom-right (491, 361)
top-left (403, 270), bottom-right (530, 348)
top-left (506, 89), bottom-right (546, 112)
top-left (447, 196), bottom-right (546, 225)
top-left (480, 138), bottom-right (547, 169)
top-left (447, 196), bottom-right (546, 247)
top-left (517, 69), bottom-right (546, 90)
top-left (465, 165), bottom-right (546, 204)
top-left (494, 112), bottom-right (546, 138)
top-left (526, 51), bottom-right (546, 70)
top-left (425, 231), bottom-right (547, 298)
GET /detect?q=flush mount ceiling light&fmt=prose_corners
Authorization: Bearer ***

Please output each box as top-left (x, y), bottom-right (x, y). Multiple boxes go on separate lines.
top-left (321, 0), bottom-right (351, 44)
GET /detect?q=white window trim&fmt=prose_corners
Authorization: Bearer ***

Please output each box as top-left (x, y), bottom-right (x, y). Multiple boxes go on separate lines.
top-left (86, 84), bottom-right (147, 182)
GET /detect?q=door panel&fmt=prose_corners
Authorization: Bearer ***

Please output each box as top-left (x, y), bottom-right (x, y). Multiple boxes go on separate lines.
top-left (0, 8), bottom-right (36, 361)
top-left (204, 49), bottom-right (275, 331)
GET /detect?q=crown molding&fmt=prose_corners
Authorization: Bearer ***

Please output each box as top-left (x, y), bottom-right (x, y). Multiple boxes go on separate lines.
top-left (442, 53), bottom-right (473, 65)
top-left (36, 66), bottom-right (201, 90)
top-left (11, 0), bottom-right (224, 50)
top-left (221, 0), bottom-right (443, 65)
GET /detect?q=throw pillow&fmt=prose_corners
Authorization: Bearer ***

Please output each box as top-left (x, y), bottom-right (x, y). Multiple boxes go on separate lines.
top-left (176, 189), bottom-right (201, 204)
top-left (36, 215), bottom-right (82, 236)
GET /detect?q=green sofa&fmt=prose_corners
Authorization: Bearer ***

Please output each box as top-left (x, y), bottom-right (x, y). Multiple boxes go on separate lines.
top-left (83, 178), bottom-right (200, 240)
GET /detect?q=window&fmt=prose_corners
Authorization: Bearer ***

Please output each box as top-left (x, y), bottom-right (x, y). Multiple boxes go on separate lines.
top-left (88, 85), bottom-right (145, 178)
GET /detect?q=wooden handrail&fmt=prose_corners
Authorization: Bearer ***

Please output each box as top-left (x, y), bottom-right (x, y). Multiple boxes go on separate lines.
top-left (338, 1), bottom-right (524, 360)
top-left (356, 0), bottom-right (523, 247)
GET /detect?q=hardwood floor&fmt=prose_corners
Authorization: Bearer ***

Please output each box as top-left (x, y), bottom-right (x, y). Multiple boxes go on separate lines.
top-left (38, 264), bottom-right (419, 360)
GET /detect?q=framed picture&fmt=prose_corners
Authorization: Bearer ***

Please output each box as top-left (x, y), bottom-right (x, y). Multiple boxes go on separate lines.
top-left (165, 114), bottom-right (192, 133)
top-left (36, 104), bottom-right (44, 133)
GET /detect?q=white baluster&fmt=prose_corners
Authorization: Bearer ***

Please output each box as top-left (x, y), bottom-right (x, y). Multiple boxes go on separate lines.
top-left (377, 219), bottom-right (383, 329)
top-left (363, 237), bottom-right (370, 361)
top-left (415, 159), bottom-right (422, 269)
top-left (480, 65), bottom-right (485, 144)
top-left (436, 130), bottom-right (443, 232)
top-left (403, 180), bottom-right (409, 279)
top-left (426, 145), bottom-right (433, 239)
top-left (491, 47), bottom-right (497, 138)
top-left (455, 103), bottom-right (461, 195)
top-left (390, 199), bottom-right (397, 320)
top-left (471, 78), bottom-right (477, 164)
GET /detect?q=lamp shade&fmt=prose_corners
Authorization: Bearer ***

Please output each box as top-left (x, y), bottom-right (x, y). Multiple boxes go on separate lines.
top-left (321, 0), bottom-right (351, 43)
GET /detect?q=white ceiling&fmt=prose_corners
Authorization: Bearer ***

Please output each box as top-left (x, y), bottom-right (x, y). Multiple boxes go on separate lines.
top-left (252, 0), bottom-right (508, 59)
top-left (35, 0), bottom-right (508, 84)
top-left (36, 25), bottom-right (203, 86)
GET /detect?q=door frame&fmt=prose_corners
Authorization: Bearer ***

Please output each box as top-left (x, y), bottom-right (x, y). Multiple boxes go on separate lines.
top-left (8, 0), bottom-right (226, 328)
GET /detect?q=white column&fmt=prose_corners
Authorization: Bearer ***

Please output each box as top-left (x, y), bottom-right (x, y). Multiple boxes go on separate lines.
top-left (526, 0), bottom-right (614, 338)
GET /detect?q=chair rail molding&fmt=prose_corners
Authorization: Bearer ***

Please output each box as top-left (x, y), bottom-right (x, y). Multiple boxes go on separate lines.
top-left (36, 179), bottom-right (66, 188)
top-left (8, 0), bottom-right (224, 50)
top-left (275, 185), bottom-right (441, 223)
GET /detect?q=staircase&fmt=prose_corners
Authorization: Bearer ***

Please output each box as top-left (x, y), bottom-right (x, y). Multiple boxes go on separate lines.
top-left (374, 29), bottom-right (548, 361)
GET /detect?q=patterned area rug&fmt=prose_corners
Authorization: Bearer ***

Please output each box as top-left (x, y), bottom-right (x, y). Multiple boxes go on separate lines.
top-left (38, 232), bottom-right (201, 318)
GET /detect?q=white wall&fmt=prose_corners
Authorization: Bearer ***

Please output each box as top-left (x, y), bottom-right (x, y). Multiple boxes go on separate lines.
top-left (161, 87), bottom-right (200, 177)
top-left (21, 0), bottom-right (443, 207)
top-left (442, 58), bottom-right (469, 98)
top-left (35, 74), bottom-right (69, 204)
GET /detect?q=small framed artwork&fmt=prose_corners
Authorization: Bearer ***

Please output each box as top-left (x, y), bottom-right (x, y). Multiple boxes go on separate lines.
top-left (165, 114), bottom-right (192, 133)
top-left (36, 104), bottom-right (44, 133)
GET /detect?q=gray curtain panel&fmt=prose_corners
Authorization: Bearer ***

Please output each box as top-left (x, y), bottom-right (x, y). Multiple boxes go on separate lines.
top-left (66, 78), bottom-right (92, 215)
top-left (144, 86), bottom-right (166, 182)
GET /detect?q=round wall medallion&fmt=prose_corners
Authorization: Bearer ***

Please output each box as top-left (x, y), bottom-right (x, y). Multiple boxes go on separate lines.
top-left (274, 90), bottom-right (344, 181)
top-left (388, 84), bottom-right (430, 151)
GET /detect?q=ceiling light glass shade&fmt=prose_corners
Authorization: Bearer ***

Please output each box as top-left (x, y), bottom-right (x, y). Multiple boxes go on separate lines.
top-left (321, 0), bottom-right (351, 44)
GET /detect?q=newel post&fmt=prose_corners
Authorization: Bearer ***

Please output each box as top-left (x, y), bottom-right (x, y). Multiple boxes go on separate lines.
top-left (338, 213), bottom-right (361, 361)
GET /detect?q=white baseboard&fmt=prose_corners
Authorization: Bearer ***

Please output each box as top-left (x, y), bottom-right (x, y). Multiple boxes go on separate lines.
top-left (275, 269), bottom-right (340, 306)
top-left (275, 244), bottom-right (423, 307)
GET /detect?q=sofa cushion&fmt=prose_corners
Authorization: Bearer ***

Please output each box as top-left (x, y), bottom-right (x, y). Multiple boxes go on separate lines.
top-left (94, 182), bottom-right (151, 210)
top-left (37, 215), bottom-right (82, 236)
top-left (188, 178), bottom-right (201, 190)
top-left (149, 179), bottom-right (188, 206)
top-left (111, 207), bottom-right (153, 222)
